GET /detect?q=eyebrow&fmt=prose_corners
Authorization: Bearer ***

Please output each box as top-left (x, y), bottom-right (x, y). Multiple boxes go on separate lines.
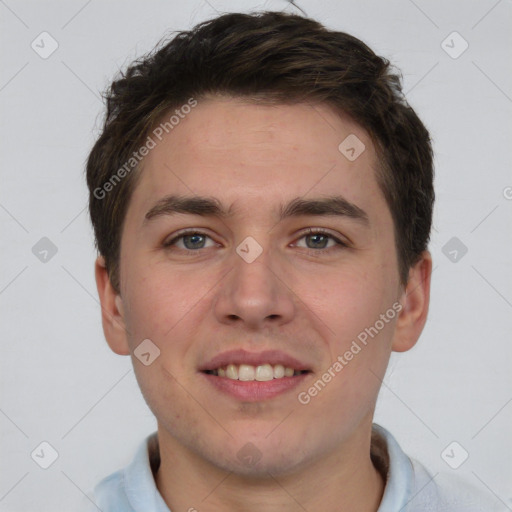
top-left (144, 194), bottom-right (369, 226)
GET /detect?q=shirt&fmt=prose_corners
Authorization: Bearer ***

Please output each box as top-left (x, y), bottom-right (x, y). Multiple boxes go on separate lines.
top-left (83, 424), bottom-right (506, 511)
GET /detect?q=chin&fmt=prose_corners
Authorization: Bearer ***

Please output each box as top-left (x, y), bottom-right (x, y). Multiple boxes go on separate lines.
top-left (204, 435), bottom-right (312, 478)
top-left (218, 451), bottom-right (306, 478)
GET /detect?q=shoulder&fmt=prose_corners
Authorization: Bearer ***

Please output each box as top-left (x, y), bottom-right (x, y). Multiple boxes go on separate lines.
top-left (96, 469), bottom-right (133, 510)
top-left (79, 432), bottom-right (162, 512)
top-left (80, 469), bottom-right (134, 512)
top-left (406, 456), bottom-right (507, 512)
top-left (372, 424), bottom-right (507, 512)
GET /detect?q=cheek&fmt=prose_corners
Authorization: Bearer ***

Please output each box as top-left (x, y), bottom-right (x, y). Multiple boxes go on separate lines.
top-left (122, 270), bottom-right (204, 414)
top-left (122, 262), bottom-right (196, 338)
top-left (299, 265), bottom-right (388, 335)
top-left (298, 264), bottom-right (395, 380)
top-left (121, 263), bottom-right (219, 377)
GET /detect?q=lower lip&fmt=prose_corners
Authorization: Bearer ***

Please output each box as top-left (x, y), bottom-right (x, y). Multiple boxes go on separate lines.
top-left (200, 372), bottom-right (310, 401)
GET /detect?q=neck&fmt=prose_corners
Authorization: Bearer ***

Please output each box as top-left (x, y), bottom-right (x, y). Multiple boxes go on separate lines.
top-left (154, 423), bottom-right (385, 512)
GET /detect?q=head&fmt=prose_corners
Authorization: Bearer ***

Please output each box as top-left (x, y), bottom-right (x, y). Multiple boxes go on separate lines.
top-left (88, 11), bottom-right (433, 476)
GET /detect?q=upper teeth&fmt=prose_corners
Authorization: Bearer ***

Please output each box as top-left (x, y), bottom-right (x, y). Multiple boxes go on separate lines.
top-left (212, 364), bottom-right (302, 381)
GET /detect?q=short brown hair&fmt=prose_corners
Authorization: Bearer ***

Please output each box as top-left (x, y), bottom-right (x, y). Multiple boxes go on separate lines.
top-left (86, 11), bottom-right (434, 292)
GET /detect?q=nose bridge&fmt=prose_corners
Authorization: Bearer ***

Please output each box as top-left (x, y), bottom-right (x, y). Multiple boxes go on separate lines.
top-left (213, 240), bottom-right (295, 327)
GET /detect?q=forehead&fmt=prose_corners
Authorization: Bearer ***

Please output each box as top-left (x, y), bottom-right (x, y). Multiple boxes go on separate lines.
top-left (128, 98), bottom-right (388, 225)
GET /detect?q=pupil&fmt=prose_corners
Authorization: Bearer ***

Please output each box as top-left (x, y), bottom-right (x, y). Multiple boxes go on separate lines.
top-left (184, 234), bottom-right (204, 249)
top-left (307, 234), bottom-right (327, 249)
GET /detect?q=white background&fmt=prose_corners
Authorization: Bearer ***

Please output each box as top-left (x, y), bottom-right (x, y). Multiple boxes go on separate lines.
top-left (1, 0), bottom-right (511, 510)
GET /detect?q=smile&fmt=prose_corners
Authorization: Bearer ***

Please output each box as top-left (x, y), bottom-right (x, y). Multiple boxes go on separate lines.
top-left (204, 363), bottom-right (309, 381)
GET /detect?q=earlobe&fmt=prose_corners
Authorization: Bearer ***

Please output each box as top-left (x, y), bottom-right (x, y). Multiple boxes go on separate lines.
top-left (94, 256), bottom-right (131, 356)
top-left (391, 251), bottom-right (432, 353)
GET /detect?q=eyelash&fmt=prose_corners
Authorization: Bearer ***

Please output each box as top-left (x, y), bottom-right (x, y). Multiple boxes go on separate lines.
top-left (162, 228), bottom-right (348, 255)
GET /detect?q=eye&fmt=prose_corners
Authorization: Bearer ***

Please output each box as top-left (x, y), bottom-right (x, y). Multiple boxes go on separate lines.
top-left (162, 228), bottom-right (348, 254)
top-left (163, 230), bottom-right (217, 251)
top-left (294, 228), bottom-right (348, 251)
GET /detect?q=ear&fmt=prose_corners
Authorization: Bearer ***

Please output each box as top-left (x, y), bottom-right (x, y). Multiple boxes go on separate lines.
top-left (392, 251), bottom-right (432, 353)
top-left (94, 256), bottom-right (130, 356)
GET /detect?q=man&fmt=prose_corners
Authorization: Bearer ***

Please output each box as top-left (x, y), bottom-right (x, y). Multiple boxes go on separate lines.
top-left (85, 10), bottom-right (504, 511)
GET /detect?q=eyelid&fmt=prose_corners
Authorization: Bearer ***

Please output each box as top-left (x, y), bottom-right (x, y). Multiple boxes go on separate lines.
top-left (163, 227), bottom-right (349, 245)
top-left (162, 227), bottom-right (350, 252)
top-left (294, 227), bottom-right (350, 246)
top-left (162, 228), bottom-right (217, 247)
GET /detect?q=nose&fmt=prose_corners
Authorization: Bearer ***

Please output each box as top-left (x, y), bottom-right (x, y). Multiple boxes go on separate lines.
top-left (212, 244), bottom-right (296, 331)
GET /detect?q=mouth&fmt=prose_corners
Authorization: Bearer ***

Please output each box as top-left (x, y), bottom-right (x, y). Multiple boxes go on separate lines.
top-left (199, 350), bottom-right (312, 401)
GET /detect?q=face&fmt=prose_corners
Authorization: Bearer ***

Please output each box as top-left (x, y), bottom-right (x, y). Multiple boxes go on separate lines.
top-left (97, 97), bottom-right (430, 476)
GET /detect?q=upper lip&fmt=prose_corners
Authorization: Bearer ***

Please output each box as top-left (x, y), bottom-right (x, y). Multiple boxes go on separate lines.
top-left (199, 349), bottom-right (311, 372)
